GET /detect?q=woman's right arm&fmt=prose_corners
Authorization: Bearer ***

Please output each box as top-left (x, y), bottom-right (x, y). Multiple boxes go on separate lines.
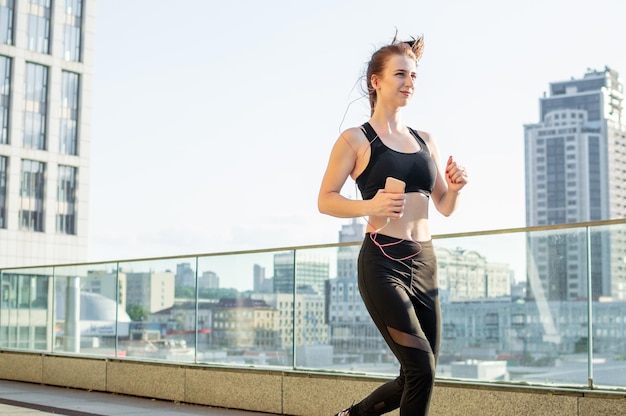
top-left (318, 129), bottom-right (371, 218)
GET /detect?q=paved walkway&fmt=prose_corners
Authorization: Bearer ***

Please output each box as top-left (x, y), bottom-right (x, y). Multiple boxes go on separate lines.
top-left (0, 380), bottom-right (276, 416)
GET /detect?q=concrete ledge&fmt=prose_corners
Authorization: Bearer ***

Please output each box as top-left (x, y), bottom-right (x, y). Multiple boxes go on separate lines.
top-left (42, 355), bottom-right (106, 391)
top-left (186, 366), bottom-right (282, 414)
top-left (0, 351), bottom-right (43, 383)
top-left (0, 351), bottom-right (625, 415)
top-left (431, 383), bottom-right (578, 416)
top-left (282, 372), bottom-right (387, 416)
top-left (578, 393), bottom-right (626, 416)
top-left (106, 360), bottom-right (186, 402)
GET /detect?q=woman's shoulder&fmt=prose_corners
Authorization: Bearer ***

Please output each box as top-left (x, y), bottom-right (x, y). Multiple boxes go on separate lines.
top-left (338, 125), bottom-right (369, 146)
top-left (408, 127), bottom-right (438, 155)
top-left (344, 124), bottom-right (368, 137)
top-left (410, 127), bottom-right (434, 144)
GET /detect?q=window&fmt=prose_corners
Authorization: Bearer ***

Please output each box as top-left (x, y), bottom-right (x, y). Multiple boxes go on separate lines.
top-left (27, 0), bottom-right (51, 54)
top-left (0, 155), bottom-right (6, 228)
top-left (23, 63), bottom-right (48, 150)
top-left (546, 137), bottom-right (566, 210)
top-left (0, 55), bottom-right (10, 145)
top-left (588, 136), bottom-right (601, 220)
top-left (60, 71), bottom-right (79, 154)
top-left (19, 159), bottom-right (46, 232)
top-left (56, 165), bottom-right (77, 234)
top-left (63, 0), bottom-right (83, 61)
top-left (0, 0), bottom-right (14, 45)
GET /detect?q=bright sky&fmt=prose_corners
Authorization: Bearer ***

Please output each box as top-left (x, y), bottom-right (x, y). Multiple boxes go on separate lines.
top-left (88, 0), bottom-right (626, 263)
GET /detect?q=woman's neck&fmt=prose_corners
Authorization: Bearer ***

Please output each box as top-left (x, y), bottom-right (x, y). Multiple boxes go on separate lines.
top-left (369, 108), bottom-right (403, 135)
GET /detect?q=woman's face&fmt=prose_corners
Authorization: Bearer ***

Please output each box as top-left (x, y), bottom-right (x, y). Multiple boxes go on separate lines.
top-left (373, 54), bottom-right (417, 108)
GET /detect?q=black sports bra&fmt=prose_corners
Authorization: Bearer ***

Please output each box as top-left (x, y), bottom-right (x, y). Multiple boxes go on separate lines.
top-left (355, 122), bottom-right (437, 200)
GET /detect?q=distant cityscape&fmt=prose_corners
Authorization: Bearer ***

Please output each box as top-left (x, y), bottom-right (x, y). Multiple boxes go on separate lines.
top-left (52, 216), bottom-right (624, 380)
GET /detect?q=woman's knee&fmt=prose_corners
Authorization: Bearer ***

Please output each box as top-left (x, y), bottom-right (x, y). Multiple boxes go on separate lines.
top-left (399, 345), bottom-right (436, 386)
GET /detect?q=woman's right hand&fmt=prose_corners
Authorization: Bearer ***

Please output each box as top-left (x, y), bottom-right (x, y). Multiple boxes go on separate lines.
top-left (369, 189), bottom-right (406, 219)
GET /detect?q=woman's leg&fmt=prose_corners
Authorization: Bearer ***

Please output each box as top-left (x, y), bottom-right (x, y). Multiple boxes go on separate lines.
top-left (349, 237), bottom-right (439, 416)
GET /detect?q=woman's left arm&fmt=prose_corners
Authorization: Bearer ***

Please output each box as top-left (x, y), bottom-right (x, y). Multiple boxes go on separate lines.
top-left (420, 131), bottom-right (468, 217)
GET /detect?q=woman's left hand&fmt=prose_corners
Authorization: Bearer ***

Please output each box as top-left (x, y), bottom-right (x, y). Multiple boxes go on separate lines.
top-left (445, 156), bottom-right (468, 192)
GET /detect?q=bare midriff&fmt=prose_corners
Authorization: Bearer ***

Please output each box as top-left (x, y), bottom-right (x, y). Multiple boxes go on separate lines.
top-left (366, 192), bottom-right (431, 242)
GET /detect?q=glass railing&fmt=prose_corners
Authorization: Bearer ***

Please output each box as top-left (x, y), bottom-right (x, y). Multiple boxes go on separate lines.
top-left (1, 219), bottom-right (626, 392)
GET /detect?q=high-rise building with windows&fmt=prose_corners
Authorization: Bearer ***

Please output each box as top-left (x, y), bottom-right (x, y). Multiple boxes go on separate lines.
top-left (524, 67), bottom-right (626, 301)
top-left (435, 246), bottom-right (512, 303)
top-left (0, 0), bottom-right (94, 267)
top-left (273, 251), bottom-right (330, 295)
top-left (336, 218), bottom-right (363, 280)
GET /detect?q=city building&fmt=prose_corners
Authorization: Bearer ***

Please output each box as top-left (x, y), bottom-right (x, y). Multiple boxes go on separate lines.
top-left (327, 275), bottom-right (387, 362)
top-left (440, 299), bottom-right (626, 363)
top-left (272, 250), bottom-right (329, 295)
top-left (0, 0), bottom-right (95, 267)
top-left (56, 290), bottom-right (131, 350)
top-left (175, 263), bottom-right (220, 290)
top-left (252, 263), bottom-right (272, 293)
top-left (83, 269), bottom-right (127, 308)
top-left (254, 292), bottom-right (329, 349)
top-left (125, 271), bottom-right (175, 313)
top-left (211, 297), bottom-right (272, 349)
top-left (336, 219), bottom-right (364, 280)
top-left (436, 246), bottom-right (512, 303)
top-left (175, 263), bottom-right (195, 287)
top-left (199, 270), bottom-right (219, 289)
top-left (524, 67), bottom-right (626, 301)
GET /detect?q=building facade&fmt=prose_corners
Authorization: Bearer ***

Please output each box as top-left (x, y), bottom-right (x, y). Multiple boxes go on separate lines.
top-left (254, 292), bottom-right (329, 349)
top-left (524, 67), bottom-right (626, 301)
top-left (199, 270), bottom-right (219, 289)
top-left (436, 246), bottom-right (512, 303)
top-left (336, 219), bottom-right (363, 280)
top-left (83, 269), bottom-right (128, 308)
top-left (125, 271), bottom-right (175, 313)
top-left (273, 250), bottom-right (329, 295)
top-left (440, 300), bottom-right (626, 362)
top-left (175, 262), bottom-right (195, 287)
top-left (211, 297), bottom-right (271, 349)
top-left (0, 0), bottom-right (94, 267)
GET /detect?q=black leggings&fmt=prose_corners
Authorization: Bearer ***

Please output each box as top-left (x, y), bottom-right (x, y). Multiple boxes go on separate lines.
top-left (353, 234), bottom-right (440, 416)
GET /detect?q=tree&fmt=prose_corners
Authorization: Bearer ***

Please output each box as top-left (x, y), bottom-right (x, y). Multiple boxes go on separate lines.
top-left (126, 304), bottom-right (150, 322)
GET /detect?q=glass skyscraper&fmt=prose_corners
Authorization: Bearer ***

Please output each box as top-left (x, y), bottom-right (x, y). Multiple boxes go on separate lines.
top-left (0, 0), bottom-right (94, 267)
top-left (524, 67), bottom-right (626, 301)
